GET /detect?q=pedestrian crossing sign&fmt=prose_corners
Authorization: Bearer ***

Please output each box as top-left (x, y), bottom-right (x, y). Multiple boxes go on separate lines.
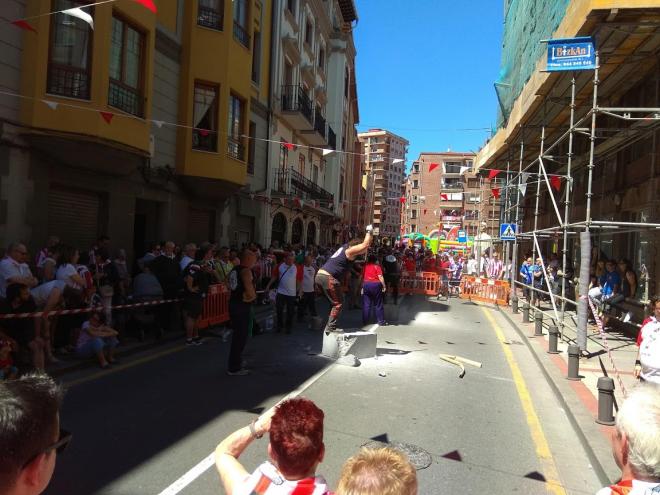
top-left (500, 223), bottom-right (517, 241)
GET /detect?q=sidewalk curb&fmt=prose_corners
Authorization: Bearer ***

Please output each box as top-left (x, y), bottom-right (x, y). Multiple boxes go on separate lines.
top-left (496, 305), bottom-right (616, 486)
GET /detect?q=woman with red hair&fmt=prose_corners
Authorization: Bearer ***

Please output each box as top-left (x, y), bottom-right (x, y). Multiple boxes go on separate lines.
top-left (215, 397), bottom-right (329, 494)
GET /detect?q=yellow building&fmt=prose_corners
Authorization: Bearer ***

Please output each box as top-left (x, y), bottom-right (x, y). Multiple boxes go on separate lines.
top-left (1, 0), bottom-right (268, 256)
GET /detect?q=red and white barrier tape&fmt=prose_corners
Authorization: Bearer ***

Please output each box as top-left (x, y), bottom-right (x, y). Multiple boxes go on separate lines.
top-left (0, 298), bottom-right (183, 320)
top-left (586, 296), bottom-right (628, 398)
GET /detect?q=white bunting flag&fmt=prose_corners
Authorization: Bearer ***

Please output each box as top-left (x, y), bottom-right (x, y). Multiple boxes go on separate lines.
top-left (152, 120), bottom-right (164, 128)
top-left (62, 8), bottom-right (94, 29)
top-left (459, 166), bottom-right (470, 175)
top-left (519, 183), bottom-right (528, 196)
top-left (43, 100), bottom-right (58, 110)
top-left (521, 172), bottom-right (530, 184)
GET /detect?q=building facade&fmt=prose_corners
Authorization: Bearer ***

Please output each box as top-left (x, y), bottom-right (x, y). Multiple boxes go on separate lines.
top-left (265, 0), bottom-right (358, 248)
top-left (0, 0), bottom-right (267, 259)
top-left (477, 0), bottom-right (660, 296)
top-left (358, 129), bottom-right (408, 240)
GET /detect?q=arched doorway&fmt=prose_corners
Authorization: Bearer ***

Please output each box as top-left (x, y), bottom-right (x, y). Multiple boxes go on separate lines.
top-left (306, 221), bottom-right (317, 246)
top-left (291, 217), bottom-right (304, 244)
top-left (272, 213), bottom-right (287, 245)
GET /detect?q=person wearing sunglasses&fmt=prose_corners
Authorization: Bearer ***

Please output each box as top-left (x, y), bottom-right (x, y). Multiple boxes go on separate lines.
top-left (0, 373), bottom-right (70, 495)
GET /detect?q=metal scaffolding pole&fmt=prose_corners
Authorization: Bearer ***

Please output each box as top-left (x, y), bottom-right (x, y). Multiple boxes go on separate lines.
top-left (531, 121), bottom-right (546, 306)
top-left (512, 127), bottom-right (524, 300)
top-left (559, 75), bottom-right (577, 338)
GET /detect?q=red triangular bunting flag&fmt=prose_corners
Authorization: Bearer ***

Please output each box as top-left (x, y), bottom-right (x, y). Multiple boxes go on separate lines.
top-left (550, 175), bottom-right (561, 192)
top-left (283, 142), bottom-right (295, 151)
top-left (198, 129), bottom-right (210, 137)
top-left (491, 187), bottom-right (500, 199)
top-left (99, 111), bottom-right (114, 124)
top-left (488, 169), bottom-right (500, 180)
top-left (12, 20), bottom-right (37, 33)
top-left (132, 0), bottom-right (157, 13)
top-left (441, 194), bottom-right (448, 201)
top-left (399, 197), bottom-right (406, 203)
top-left (429, 163), bottom-right (439, 172)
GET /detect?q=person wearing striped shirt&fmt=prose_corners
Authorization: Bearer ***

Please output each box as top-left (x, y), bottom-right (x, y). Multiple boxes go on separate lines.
top-left (486, 251), bottom-right (504, 280)
top-left (215, 398), bottom-right (329, 495)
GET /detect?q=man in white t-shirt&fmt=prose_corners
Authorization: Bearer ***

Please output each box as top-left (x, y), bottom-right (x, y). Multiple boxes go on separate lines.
top-left (0, 243), bottom-right (64, 363)
top-left (179, 243), bottom-right (197, 271)
top-left (266, 253), bottom-right (299, 334)
top-left (298, 255), bottom-right (317, 321)
top-left (596, 386), bottom-right (660, 495)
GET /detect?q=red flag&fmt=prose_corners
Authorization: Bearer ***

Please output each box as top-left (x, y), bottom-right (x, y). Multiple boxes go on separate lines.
top-left (11, 20), bottom-right (37, 33)
top-left (491, 187), bottom-right (500, 199)
top-left (441, 194), bottom-right (449, 201)
top-left (429, 163), bottom-right (439, 172)
top-left (283, 142), bottom-right (295, 151)
top-left (399, 197), bottom-right (406, 203)
top-left (488, 169), bottom-right (500, 180)
top-left (198, 129), bottom-right (210, 137)
top-left (550, 175), bottom-right (561, 192)
top-left (99, 111), bottom-right (114, 124)
top-left (132, 0), bottom-right (157, 13)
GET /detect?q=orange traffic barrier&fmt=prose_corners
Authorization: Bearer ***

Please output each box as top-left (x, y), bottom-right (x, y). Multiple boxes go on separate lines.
top-left (459, 276), bottom-right (510, 306)
top-left (400, 271), bottom-right (439, 296)
top-left (198, 284), bottom-right (230, 329)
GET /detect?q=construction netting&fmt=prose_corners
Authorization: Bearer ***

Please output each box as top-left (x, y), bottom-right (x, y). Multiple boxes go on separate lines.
top-left (496, 0), bottom-right (571, 127)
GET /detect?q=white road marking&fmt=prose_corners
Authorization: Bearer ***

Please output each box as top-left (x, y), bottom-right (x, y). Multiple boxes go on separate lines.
top-left (157, 360), bottom-right (336, 495)
top-left (367, 324), bottom-right (379, 333)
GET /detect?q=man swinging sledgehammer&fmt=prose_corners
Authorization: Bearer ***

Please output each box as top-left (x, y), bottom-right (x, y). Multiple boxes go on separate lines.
top-left (316, 225), bottom-right (374, 333)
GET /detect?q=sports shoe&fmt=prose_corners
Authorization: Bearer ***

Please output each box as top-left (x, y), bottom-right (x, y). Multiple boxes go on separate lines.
top-left (193, 337), bottom-right (204, 346)
top-left (226, 368), bottom-right (250, 376)
top-left (185, 339), bottom-right (195, 346)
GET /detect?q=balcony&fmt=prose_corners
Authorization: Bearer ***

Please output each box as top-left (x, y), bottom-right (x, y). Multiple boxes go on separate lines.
top-left (301, 108), bottom-right (328, 146)
top-left (233, 21), bottom-right (250, 48)
top-left (273, 167), bottom-right (334, 208)
top-left (227, 136), bottom-right (245, 161)
top-left (197, 5), bottom-right (223, 30)
top-left (441, 182), bottom-right (464, 191)
top-left (280, 85), bottom-right (313, 130)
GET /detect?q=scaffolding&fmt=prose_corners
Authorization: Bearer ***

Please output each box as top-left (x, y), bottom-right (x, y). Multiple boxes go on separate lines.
top-left (496, 29), bottom-right (660, 352)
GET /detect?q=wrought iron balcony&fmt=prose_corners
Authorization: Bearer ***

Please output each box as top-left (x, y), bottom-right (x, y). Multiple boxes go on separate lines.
top-left (227, 136), bottom-right (245, 161)
top-left (274, 167), bottom-right (334, 207)
top-left (441, 183), bottom-right (464, 190)
top-left (314, 108), bottom-right (327, 139)
top-left (198, 5), bottom-right (223, 30)
top-left (233, 21), bottom-right (250, 48)
top-left (281, 85), bottom-right (313, 129)
top-left (47, 64), bottom-right (90, 100)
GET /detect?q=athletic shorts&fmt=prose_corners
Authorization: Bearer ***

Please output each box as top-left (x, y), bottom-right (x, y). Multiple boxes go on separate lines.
top-left (183, 296), bottom-right (204, 318)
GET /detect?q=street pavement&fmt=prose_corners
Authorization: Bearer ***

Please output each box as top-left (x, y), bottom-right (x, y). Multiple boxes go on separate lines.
top-left (45, 295), bottom-right (605, 495)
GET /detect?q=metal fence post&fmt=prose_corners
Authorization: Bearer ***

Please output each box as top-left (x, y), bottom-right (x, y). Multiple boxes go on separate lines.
top-left (548, 325), bottom-right (560, 354)
top-left (511, 294), bottom-right (519, 314)
top-left (596, 377), bottom-right (616, 425)
top-left (534, 311), bottom-right (544, 336)
top-left (567, 345), bottom-right (581, 381)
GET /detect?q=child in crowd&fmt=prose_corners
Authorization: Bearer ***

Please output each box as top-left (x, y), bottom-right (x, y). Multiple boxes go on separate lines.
top-left (0, 339), bottom-right (18, 380)
top-left (76, 311), bottom-right (119, 369)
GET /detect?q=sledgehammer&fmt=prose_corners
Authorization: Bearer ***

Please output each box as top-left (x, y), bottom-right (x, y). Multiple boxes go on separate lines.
top-left (438, 354), bottom-right (483, 378)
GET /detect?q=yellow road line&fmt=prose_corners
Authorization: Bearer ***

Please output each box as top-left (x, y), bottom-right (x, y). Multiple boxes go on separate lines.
top-left (482, 306), bottom-right (566, 495)
top-left (64, 345), bottom-right (186, 388)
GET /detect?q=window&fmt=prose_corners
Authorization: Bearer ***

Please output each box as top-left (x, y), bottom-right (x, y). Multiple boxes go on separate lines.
top-left (233, 0), bottom-right (250, 47)
top-left (198, 0), bottom-right (223, 30)
top-left (47, 0), bottom-right (93, 99)
top-left (286, 0), bottom-right (296, 15)
top-left (318, 45), bottom-right (325, 70)
top-left (227, 94), bottom-right (245, 160)
top-left (468, 178), bottom-right (478, 188)
top-left (304, 18), bottom-right (313, 46)
top-left (411, 210), bottom-right (417, 219)
top-left (444, 162), bottom-right (462, 174)
top-left (251, 30), bottom-right (261, 84)
top-left (192, 82), bottom-right (218, 152)
top-left (412, 162), bottom-right (420, 173)
top-left (412, 195), bottom-right (419, 203)
top-left (412, 180), bottom-right (419, 189)
top-left (247, 121), bottom-right (256, 175)
top-left (108, 16), bottom-right (145, 117)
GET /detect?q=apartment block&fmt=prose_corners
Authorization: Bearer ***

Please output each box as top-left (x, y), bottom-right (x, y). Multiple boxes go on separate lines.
top-left (358, 129), bottom-right (408, 239)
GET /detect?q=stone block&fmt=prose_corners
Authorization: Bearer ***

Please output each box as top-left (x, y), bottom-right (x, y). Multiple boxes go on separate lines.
top-left (322, 330), bottom-right (377, 360)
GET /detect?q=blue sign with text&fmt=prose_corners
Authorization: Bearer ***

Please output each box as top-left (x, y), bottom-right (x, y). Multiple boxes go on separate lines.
top-left (500, 223), bottom-right (517, 241)
top-left (458, 230), bottom-right (467, 243)
top-left (547, 37), bottom-right (596, 72)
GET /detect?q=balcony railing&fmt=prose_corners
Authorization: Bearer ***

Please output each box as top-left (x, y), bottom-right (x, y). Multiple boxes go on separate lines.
top-left (198, 5), bottom-right (223, 30)
top-left (233, 21), bottom-right (250, 48)
top-left (281, 85), bottom-right (313, 124)
top-left (314, 108), bottom-right (327, 139)
top-left (47, 64), bottom-right (90, 100)
top-left (274, 167), bottom-right (334, 206)
top-left (328, 126), bottom-right (336, 150)
top-left (227, 136), bottom-right (245, 161)
top-left (108, 80), bottom-right (143, 117)
top-left (441, 183), bottom-right (464, 190)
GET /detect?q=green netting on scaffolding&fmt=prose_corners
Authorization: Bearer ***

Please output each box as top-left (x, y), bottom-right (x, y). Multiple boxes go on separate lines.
top-left (496, 0), bottom-right (571, 127)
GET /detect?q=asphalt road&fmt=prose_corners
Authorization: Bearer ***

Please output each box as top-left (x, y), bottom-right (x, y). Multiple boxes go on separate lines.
top-left (46, 296), bottom-right (604, 495)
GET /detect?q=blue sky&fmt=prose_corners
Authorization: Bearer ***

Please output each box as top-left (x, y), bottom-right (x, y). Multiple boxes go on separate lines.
top-left (354, 0), bottom-right (504, 169)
